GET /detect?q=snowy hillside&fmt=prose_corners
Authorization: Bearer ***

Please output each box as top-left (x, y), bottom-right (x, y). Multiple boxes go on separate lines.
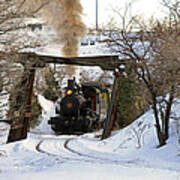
top-left (0, 97), bottom-right (180, 180)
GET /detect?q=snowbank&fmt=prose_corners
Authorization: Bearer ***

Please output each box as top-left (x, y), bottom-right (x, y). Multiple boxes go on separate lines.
top-left (30, 95), bottom-right (55, 135)
top-left (0, 96), bottom-right (179, 180)
top-left (0, 122), bottom-right (10, 144)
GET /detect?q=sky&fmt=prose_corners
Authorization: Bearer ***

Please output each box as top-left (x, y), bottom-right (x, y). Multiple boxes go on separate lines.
top-left (80, 0), bottom-right (165, 27)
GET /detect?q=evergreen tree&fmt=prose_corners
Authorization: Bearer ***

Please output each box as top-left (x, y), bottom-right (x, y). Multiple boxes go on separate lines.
top-left (116, 65), bottom-right (147, 128)
top-left (42, 67), bottom-right (60, 102)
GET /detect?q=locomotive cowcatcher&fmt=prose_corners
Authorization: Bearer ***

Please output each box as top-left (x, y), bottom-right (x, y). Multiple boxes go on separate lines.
top-left (48, 78), bottom-right (100, 134)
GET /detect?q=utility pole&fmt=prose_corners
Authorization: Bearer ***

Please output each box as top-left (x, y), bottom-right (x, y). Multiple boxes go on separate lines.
top-left (96, 0), bottom-right (98, 30)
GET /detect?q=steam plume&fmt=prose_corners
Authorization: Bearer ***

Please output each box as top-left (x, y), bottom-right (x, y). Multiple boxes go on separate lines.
top-left (41, 0), bottom-right (86, 57)
top-left (60, 0), bottom-right (86, 56)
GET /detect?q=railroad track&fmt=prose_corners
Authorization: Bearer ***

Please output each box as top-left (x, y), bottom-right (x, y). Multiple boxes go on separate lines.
top-left (64, 137), bottom-right (148, 167)
top-left (35, 137), bottom-right (97, 163)
top-left (10, 134), bottom-right (149, 169)
top-left (64, 138), bottom-right (122, 164)
top-left (35, 136), bottom-right (137, 166)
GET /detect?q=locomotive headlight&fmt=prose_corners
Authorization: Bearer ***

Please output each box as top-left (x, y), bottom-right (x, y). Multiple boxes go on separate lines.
top-left (67, 89), bottom-right (73, 95)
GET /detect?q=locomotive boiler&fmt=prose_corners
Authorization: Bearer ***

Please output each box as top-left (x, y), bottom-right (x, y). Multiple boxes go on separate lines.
top-left (48, 78), bottom-right (101, 134)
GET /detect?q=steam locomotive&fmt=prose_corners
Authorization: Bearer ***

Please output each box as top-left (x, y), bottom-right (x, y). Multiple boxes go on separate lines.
top-left (48, 78), bottom-right (101, 134)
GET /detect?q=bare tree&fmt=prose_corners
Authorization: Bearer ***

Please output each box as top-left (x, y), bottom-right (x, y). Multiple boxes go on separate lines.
top-left (0, 0), bottom-right (49, 130)
top-left (0, 0), bottom-right (49, 53)
top-left (106, 2), bottom-right (180, 147)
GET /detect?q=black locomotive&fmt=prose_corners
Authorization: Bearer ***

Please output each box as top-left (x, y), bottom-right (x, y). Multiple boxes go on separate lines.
top-left (48, 78), bottom-right (101, 134)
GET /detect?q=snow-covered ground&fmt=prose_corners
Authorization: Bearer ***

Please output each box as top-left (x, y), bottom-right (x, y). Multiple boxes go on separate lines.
top-left (0, 97), bottom-right (180, 180)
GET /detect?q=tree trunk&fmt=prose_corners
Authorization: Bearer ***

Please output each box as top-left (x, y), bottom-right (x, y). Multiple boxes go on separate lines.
top-left (151, 92), bottom-right (166, 147)
top-left (164, 86), bottom-right (175, 140)
top-left (155, 124), bottom-right (166, 147)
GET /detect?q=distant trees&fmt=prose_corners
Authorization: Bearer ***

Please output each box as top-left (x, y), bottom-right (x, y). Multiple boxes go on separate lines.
top-left (107, 1), bottom-right (180, 146)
